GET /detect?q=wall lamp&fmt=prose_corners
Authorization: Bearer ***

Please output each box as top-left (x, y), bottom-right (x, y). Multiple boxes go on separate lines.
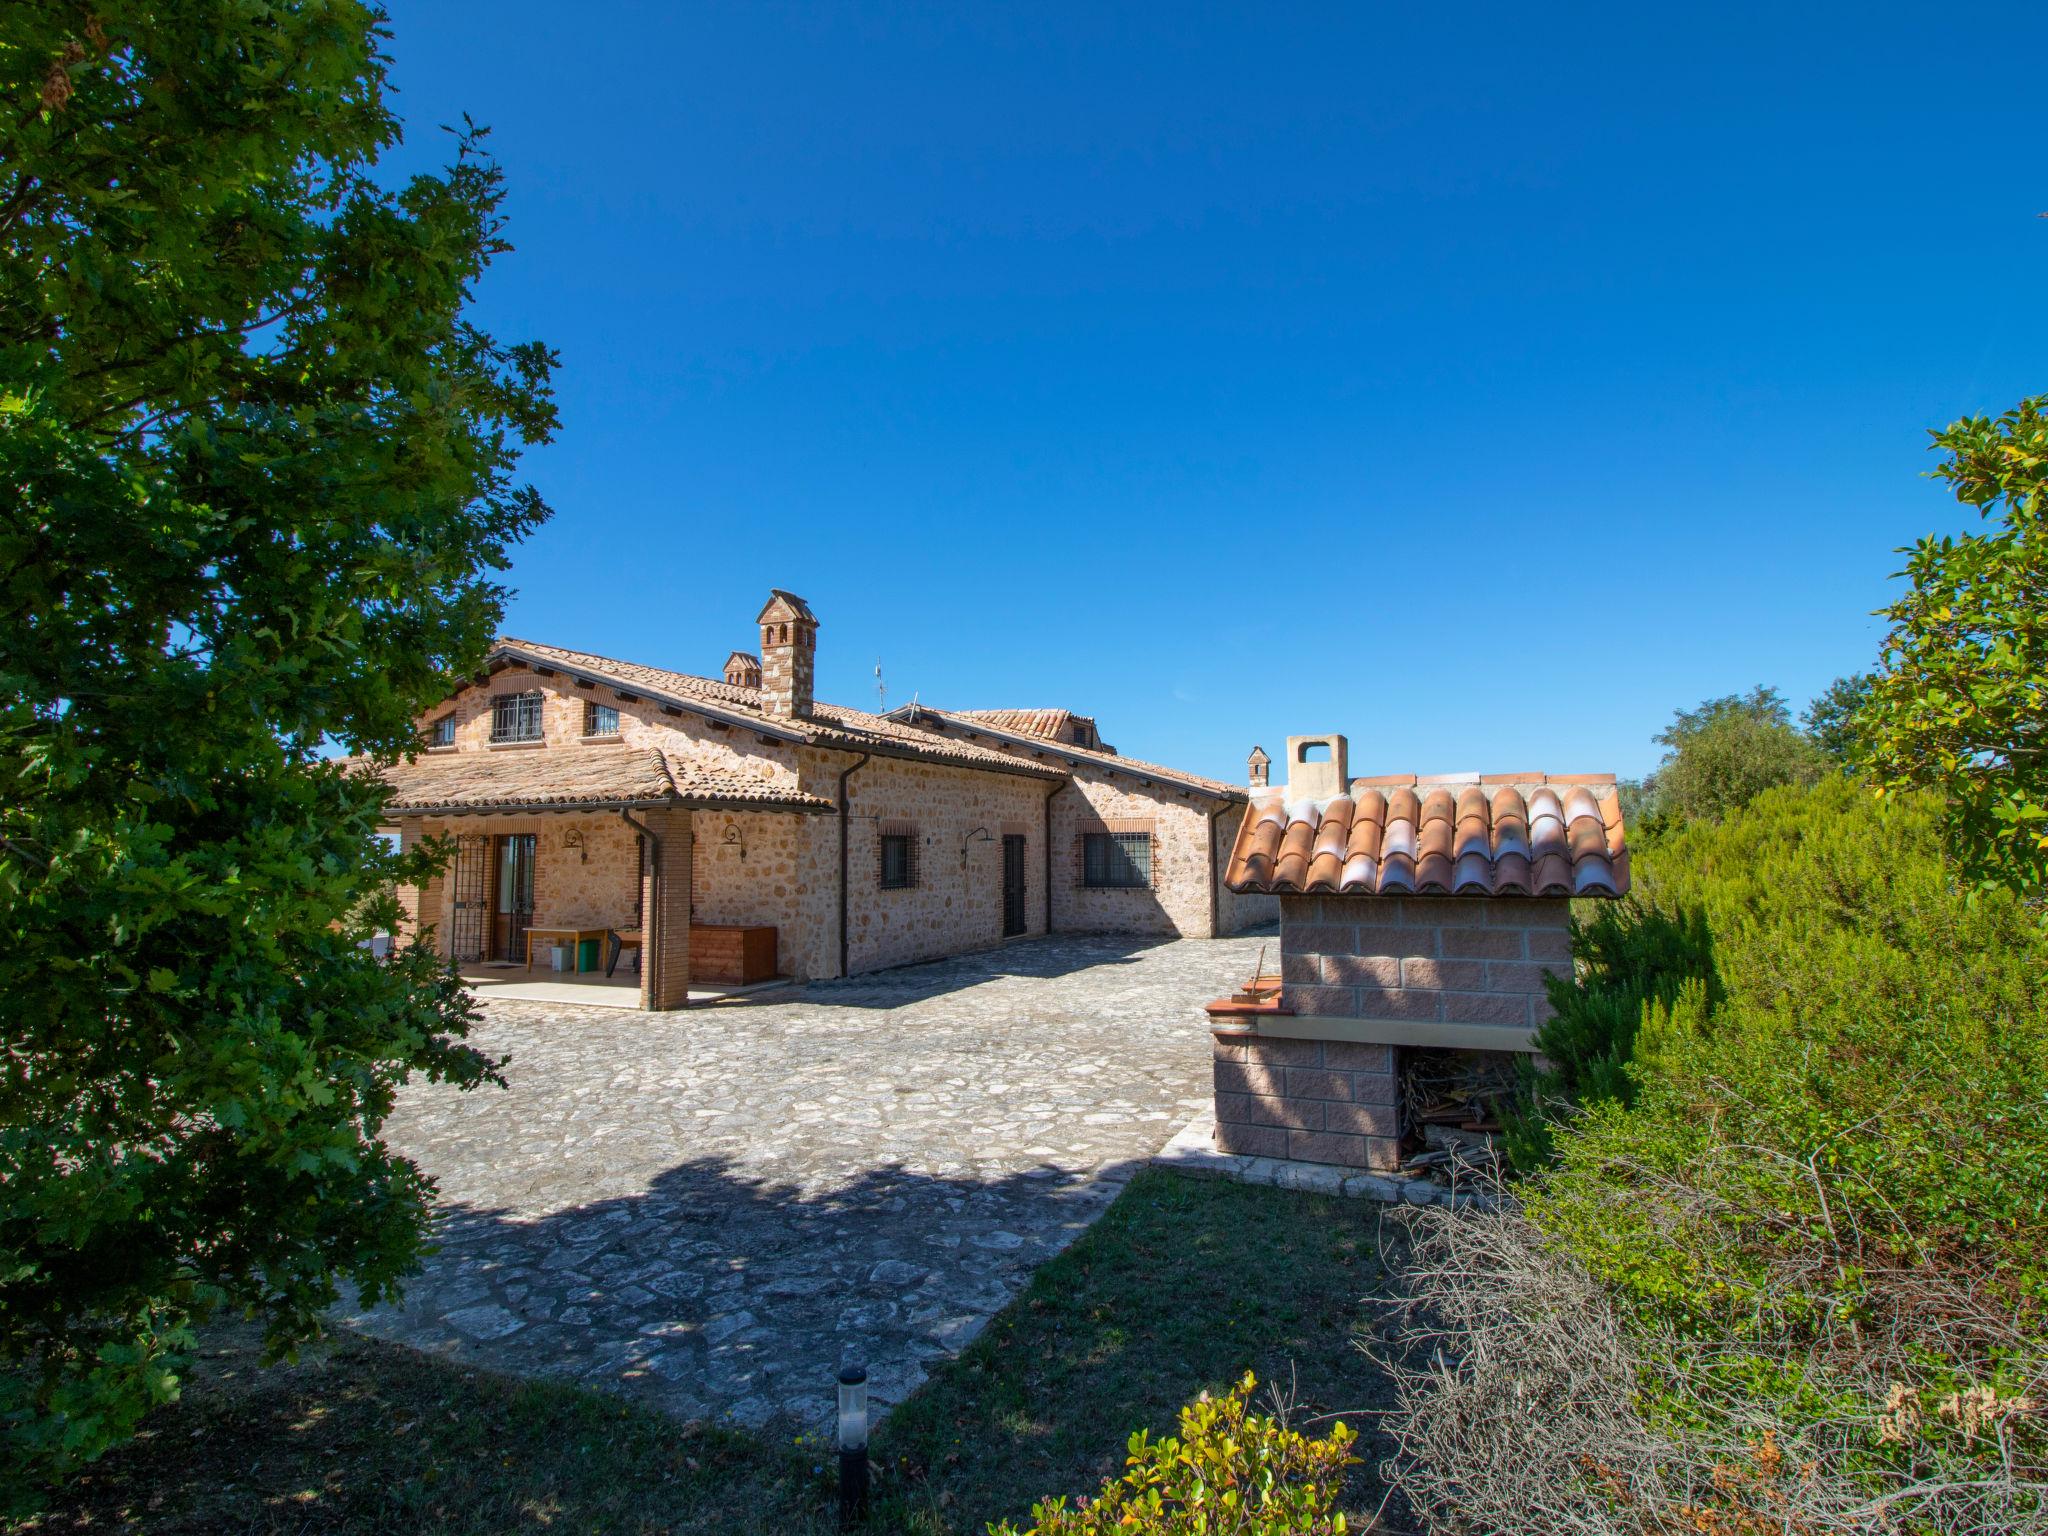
top-left (721, 823), bottom-right (746, 861)
top-left (960, 826), bottom-right (991, 865)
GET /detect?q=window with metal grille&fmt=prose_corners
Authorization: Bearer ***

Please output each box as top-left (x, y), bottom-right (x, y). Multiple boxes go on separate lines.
top-left (879, 833), bottom-right (916, 889)
top-left (491, 691), bottom-right (544, 742)
top-left (1083, 831), bottom-right (1152, 888)
top-left (585, 701), bottom-right (619, 737)
top-left (427, 714), bottom-right (455, 747)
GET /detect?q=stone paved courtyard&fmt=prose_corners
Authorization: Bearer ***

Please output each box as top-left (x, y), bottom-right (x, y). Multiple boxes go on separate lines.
top-left (343, 930), bottom-right (1271, 1432)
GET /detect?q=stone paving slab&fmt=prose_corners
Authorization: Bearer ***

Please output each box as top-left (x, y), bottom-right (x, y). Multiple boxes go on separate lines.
top-left (342, 931), bottom-right (1271, 1433)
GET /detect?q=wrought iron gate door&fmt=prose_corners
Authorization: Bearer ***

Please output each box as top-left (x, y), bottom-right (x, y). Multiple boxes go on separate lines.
top-left (449, 833), bottom-right (489, 962)
top-left (1002, 834), bottom-right (1027, 937)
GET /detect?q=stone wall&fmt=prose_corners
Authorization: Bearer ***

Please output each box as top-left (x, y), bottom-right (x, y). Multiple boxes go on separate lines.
top-left (1211, 1034), bottom-right (1399, 1170)
top-left (1211, 802), bottom-right (1278, 937)
top-left (900, 720), bottom-right (1273, 939)
top-left (688, 809), bottom-right (810, 979)
top-left (419, 664), bottom-right (807, 798)
top-left (825, 753), bottom-right (1050, 974)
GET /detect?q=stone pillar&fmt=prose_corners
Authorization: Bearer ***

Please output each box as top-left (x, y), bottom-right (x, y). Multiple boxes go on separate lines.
top-left (638, 808), bottom-right (694, 1010)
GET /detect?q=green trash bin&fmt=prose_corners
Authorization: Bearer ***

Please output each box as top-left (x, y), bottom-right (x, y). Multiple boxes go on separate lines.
top-left (577, 938), bottom-right (600, 973)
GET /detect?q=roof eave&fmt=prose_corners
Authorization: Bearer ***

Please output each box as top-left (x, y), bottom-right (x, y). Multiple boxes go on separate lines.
top-left (383, 794), bottom-right (680, 818)
top-left (383, 792), bottom-right (835, 818)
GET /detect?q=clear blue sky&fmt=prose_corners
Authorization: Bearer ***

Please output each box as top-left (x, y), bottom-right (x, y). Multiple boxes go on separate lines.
top-left (379, 3), bottom-right (2043, 784)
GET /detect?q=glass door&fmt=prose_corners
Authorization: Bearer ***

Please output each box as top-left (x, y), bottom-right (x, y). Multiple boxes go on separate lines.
top-left (492, 833), bottom-right (537, 961)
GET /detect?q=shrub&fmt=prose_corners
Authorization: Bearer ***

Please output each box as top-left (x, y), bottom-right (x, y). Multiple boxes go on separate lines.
top-left (1502, 901), bottom-right (1719, 1170)
top-left (1524, 776), bottom-right (2048, 1340)
top-left (990, 1374), bottom-right (1357, 1536)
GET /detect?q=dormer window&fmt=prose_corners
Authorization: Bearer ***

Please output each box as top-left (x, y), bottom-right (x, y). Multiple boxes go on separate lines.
top-left (427, 714), bottom-right (456, 748)
top-left (491, 691), bottom-right (544, 743)
top-left (585, 701), bottom-right (619, 737)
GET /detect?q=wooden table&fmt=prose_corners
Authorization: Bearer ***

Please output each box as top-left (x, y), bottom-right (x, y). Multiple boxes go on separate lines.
top-left (523, 926), bottom-right (611, 973)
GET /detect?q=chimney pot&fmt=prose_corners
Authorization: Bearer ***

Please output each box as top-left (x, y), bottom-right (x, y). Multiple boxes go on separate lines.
top-left (1284, 734), bottom-right (1347, 799)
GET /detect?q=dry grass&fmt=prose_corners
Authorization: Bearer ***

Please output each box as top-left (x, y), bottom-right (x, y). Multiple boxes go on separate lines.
top-left (1369, 1190), bottom-right (2048, 1536)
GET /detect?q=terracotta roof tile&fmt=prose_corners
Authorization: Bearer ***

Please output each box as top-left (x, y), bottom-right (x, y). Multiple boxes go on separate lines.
top-left (353, 746), bottom-right (835, 816)
top-left (1224, 772), bottom-right (1628, 898)
top-left (488, 640), bottom-right (1060, 781)
top-left (885, 705), bottom-right (1244, 799)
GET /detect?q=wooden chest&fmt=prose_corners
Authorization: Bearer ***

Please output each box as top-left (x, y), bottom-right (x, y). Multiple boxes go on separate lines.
top-left (688, 924), bottom-right (778, 984)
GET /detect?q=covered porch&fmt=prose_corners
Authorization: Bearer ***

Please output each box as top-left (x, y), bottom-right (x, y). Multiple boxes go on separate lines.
top-left (373, 746), bottom-right (835, 1009)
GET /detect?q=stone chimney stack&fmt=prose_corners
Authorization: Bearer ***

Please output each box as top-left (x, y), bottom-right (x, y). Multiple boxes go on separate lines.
top-left (755, 590), bottom-right (818, 719)
top-left (1284, 734), bottom-right (1347, 799)
top-left (1247, 745), bottom-right (1271, 789)
top-left (723, 650), bottom-right (762, 690)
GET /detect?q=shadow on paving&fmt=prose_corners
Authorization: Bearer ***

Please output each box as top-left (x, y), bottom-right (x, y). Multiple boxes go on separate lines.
top-left (344, 1149), bottom-right (1157, 1436)
top-left (29, 1171), bottom-right (1412, 1536)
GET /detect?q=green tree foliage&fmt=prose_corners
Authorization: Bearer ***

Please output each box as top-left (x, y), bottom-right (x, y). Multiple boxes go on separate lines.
top-left (1801, 671), bottom-right (1875, 768)
top-left (993, 1375), bottom-right (1358, 1536)
top-left (0, 2), bottom-right (555, 1488)
top-left (1862, 398), bottom-right (2048, 905)
top-left (1629, 687), bottom-right (1824, 829)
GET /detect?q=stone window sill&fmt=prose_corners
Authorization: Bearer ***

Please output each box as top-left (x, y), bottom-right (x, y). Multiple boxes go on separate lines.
top-left (578, 733), bottom-right (624, 746)
top-left (423, 744), bottom-right (460, 755)
top-left (487, 739), bottom-right (547, 750)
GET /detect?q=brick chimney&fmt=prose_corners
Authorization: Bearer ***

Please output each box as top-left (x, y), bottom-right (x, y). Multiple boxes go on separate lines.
top-left (1285, 734), bottom-right (1347, 799)
top-left (723, 650), bottom-right (762, 689)
top-left (1247, 745), bottom-right (1271, 788)
top-left (755, 590), bottom-right (818, 719)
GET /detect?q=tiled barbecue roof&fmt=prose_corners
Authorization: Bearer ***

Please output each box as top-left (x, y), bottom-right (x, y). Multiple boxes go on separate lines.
top-left (886, 705), bottom-right (1246, 800)
top-left (354, 746), bottom-right (834, 817)
top-left (490, 639), bottom-right (1062, 781)
top-left (1225, 774), bottom-right (1628, 897)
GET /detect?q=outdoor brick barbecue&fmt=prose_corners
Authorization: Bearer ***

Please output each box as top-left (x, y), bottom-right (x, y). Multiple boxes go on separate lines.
top-left (1205, 733), bottom-right (1630, 1172)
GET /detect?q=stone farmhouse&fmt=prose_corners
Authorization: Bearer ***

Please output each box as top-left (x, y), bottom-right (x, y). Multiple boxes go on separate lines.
top-left (370, 590), bottom-right (1273, 1009)
top-left (1202, 732), bottom-right (1630, 1173)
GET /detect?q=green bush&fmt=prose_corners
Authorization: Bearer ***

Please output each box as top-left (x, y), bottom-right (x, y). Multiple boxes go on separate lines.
top-left (1527, 776), bottom-right (2048, 1354)
top-left (990, 1374), bottom-right (1357, 1536)
top-left (1502, 901), bottom-right (1719, 1169)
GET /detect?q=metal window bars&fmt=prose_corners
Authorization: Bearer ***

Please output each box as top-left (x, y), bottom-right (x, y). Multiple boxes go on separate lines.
top-left (1082, 831), bottom-right (1152, 888)
top-left (491, 691), bottom-right (544, 742)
